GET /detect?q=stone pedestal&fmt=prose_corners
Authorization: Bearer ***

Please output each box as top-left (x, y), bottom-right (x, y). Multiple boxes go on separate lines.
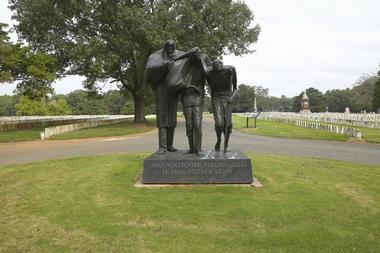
top-left (142, 150), bottom-right (253, 184)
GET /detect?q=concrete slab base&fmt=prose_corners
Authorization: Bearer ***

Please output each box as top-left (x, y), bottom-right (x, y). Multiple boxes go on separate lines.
top-left (134, 175), bottom-right (263, 188)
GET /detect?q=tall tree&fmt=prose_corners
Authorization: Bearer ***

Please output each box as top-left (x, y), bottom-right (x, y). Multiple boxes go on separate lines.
top-left (9, 0), bottom-right (260, 122)
top-left (325, 89), bottom-right (352, 112)
top-left (373, 69), bottom-right (380, 113)
top-left (351, 74), bottom-right (377, 112)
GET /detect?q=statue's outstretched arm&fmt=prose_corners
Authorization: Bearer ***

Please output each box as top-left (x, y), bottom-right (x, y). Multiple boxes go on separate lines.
top-left (173, 47), bottom-right (200, 61)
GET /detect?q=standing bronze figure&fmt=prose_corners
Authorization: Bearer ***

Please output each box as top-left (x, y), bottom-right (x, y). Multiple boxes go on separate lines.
top-left (145, 40), bottom-right (206, 154)
top-left (180, 51), bottom-right (208, 156)
top-left (145, 40), bottom-right (180, 154)
top-left (206, 58), bottom-right (237, 152)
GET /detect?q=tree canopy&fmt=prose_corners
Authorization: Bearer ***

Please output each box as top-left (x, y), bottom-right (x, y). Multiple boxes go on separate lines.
top-left (9, 0), bottom-right (260, 121)
top-left (0, 22), bottom-right (57, 100)
top-left (373, 69), bottom-right (380, 113)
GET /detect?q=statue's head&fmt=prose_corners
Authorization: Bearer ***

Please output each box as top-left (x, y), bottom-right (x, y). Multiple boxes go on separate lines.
top-left (163, 39), bottom-right (176, 59)
top-left (213, 58), bottom-right (223, 70)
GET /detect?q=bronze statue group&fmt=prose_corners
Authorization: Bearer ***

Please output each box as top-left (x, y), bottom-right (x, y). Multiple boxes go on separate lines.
top-left (145, 40), bottom-right (237, 156)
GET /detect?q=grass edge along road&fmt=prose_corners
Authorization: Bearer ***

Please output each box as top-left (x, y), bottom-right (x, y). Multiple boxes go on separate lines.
top-left (1, 153), bottom-right (379, 252)
top-left (0, 119), bottom-right (155, 143)
top-left (233, 115), bottom-right (380, 143)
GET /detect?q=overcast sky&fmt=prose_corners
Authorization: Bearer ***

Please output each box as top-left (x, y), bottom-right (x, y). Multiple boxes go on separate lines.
top-left (1, 0), bottom-right (379, 97)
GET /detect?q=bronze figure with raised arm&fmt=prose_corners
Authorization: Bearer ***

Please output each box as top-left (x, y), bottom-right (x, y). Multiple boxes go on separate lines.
top-left (205, 58), bottom-right (237, 152)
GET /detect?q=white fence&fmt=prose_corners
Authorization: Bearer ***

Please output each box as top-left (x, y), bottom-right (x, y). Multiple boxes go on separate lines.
top-left (40, 116), bottom-right (133, 140)
top-left (236, 112), bottom-right (368, 139)
top-left (269, 118), bottom-right (362, 139)
top-left (257, 112), bottom-right (380, 129)
top-left (0, 115), bottom-right (132, 132)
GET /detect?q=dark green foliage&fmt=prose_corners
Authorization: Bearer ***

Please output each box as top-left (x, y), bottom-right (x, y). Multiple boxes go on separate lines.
top-left (64, 90), bottom-right (107, 115)
top-left (0, 95), bottom-right (17, 116)
top-left (15, 97), bottom-right (48, 116)
top-left (279, 95), bottom-right (293, 112)
top-left (231, 84), bottom-right (270, 112)
top-left (351, 74), bottom-right (377, 112)
top-left (47, 98), bottom-right (72, 115)
top-left (14, 96), bottom-right (72, 116)
top-left (372, 70), bottom-right (380, 113)
top-left (121, 102), bottom-right (135, 115)
top-left (0, 22), bottom-right (57, 100)
top-left (306, 87), bottom-right (327, 112)
top-left (102, 90), bottom-right (128, 115)
top-left (292, 93), bottom-right (302, 112)
top-left (325, 89), bottom-right (353, 112)
top-left (9, 0), bottom-right (260, 122)
top-left (292, 88), bottom-right (326, 113)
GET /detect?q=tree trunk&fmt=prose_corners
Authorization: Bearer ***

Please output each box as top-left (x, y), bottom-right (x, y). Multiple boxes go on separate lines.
top-left (133, 94), bottom-right (147, 123)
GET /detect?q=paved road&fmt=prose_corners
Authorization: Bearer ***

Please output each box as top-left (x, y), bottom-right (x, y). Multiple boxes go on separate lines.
top-left (1, 117), bottom-right (379, 166)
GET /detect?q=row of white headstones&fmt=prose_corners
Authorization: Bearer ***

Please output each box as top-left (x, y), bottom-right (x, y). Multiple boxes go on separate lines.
top-left (251, 112), bottom-right (380, 139)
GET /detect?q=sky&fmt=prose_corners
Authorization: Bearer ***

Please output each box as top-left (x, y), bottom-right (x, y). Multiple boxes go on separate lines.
top-left (0, 0), bottom-right (379, 97)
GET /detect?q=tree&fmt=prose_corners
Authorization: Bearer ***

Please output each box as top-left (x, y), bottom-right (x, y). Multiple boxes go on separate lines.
top-left (373, 70), bottom-right (380, 113)
top-left (47, 98), bottom-right (72, 115)
top-left (102, 90), bottom-right (128, 115)
top-left (9, 0), bottom-right (260, 122)
top-left (0, 23), bottom-right (13, 82)
top-left (292, 87), bottom-right (326, 113)
top-left (15, 97), bottom-right (48, 116)
top-left (64, 90), bottom-right (107, 115)
top-left (0, 95), bottom-right (17, 116)
top-left (292, 94), bottom-right (301, 112)
top-left (306, 87), bottom-right (326, 112)
top-left (351, 74), bottom-right (377, 112)
top-left (0, 23), bottom-right (57, 100)
top-left (325, 89), bottom-right (352, 112)
top-left (279, 95), bottom-right (293, 112)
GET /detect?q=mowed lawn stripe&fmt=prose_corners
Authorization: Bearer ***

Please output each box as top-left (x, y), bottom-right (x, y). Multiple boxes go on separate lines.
top-left (0, 153), bottom-right (379, 252)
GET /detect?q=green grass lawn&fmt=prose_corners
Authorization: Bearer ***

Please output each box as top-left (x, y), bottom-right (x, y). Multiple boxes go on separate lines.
top-left (319, 122), bottom-right (380, 144)
top-left (0, 128), bottom-right (43, 143)
top-left (233, 116), bottom-right (349, 141)
top-left (0, 119), bottom-right (155, 142)
top-left (1, 153), bottom-right (379, 252)
top-left (360, 127), bottom-right (380, 143)
top-left (50, 119), bottom-right (155, 140)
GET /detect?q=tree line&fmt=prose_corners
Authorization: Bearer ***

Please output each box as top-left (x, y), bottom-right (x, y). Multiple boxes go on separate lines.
top-left (1, 70), bottom-right (378, 116)
top-left (231, 72), bottom-right (379, 113)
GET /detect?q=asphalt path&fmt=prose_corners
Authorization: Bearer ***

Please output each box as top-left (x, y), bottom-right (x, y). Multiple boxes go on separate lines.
top-left (0, 117), bottom-right (379, 166)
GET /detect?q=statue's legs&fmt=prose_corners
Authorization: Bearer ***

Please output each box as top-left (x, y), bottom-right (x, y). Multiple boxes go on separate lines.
top-left (193, 106), bottom-right (203, 155)
top-left (183, 107), bottom-right (194, 154)
top-left (224, 126), bottom-right (232, 152)
top-left (212, 96), bottom-right (224, 152)
top-left (158, 128), bottom-right (167, 154)
top-left (166, 127), bottom-right (177, 152)
top-left (223, 105), bottom-right (233, 152)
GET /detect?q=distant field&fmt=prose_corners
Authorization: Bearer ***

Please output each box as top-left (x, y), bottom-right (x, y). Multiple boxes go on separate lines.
top-left (233, 116), bottom-right (349, 141)
top-left (0, 118), bottom-right (155, 143)
top-left (50, 119), bottom-right (155, 140)
top-left (0, 153), bottom-right (379, 252)
top-left (232, 115), bottom-right (380, 143)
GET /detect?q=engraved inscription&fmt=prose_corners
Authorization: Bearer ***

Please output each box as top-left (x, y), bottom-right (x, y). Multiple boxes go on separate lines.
top-left (161, 168), bottom-right (233, 175)
top-left (148, 161), bottom-right (247, 170)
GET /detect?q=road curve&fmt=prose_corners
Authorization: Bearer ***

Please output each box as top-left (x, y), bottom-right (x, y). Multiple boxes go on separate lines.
top-left (0, 117), bottom-right (379, 166)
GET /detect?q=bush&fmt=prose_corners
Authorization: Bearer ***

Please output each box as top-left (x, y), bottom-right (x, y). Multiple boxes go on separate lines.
top-left (47, 98), bottom-right (72, 115)
top-left (121, 102), bottom-right (134, 115)
top-left (15, 97), bottom-right (48, 116)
